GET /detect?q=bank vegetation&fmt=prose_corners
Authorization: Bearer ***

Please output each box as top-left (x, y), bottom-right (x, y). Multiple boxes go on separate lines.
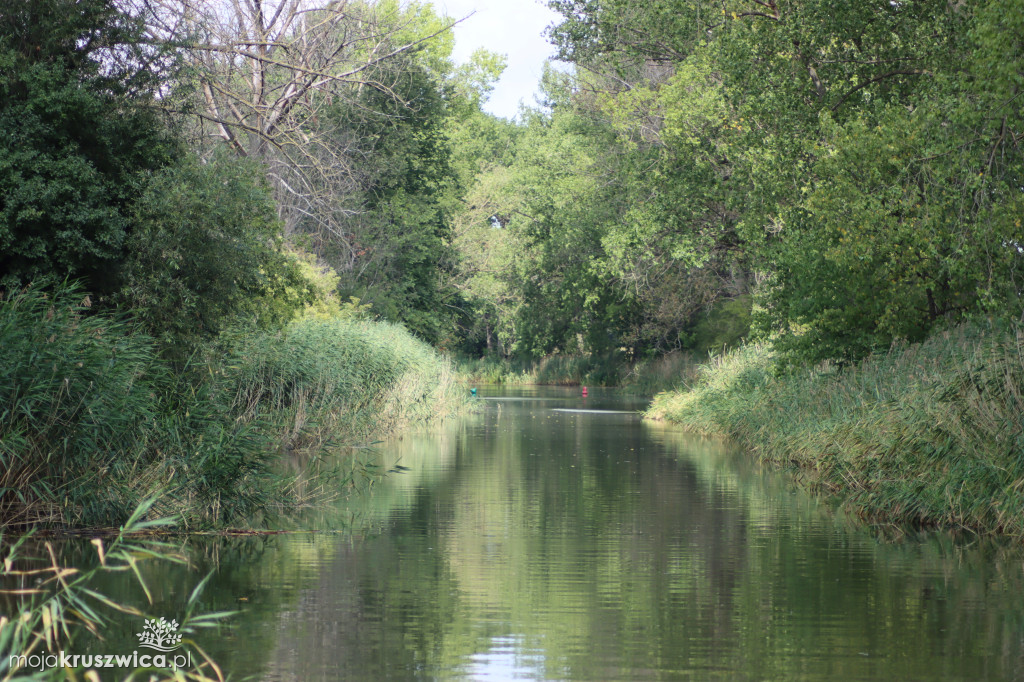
top-left (649, 324), bottom-right (1024, 536)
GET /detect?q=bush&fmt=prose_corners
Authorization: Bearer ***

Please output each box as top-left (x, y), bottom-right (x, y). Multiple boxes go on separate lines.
top-left (119, 154), bottom-right (310, 363)
top-left (0, 0), bottom-right (176, 296)
top-left (458, 352), bottom-right (628, 387)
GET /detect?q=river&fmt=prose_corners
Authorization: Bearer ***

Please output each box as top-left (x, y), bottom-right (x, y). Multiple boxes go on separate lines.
top-left (69, 387), bottom-right (1024, 680)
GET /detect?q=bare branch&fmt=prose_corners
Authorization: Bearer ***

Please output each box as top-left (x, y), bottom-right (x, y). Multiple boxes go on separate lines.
top-left (133, 0), bottom-right (464, 256)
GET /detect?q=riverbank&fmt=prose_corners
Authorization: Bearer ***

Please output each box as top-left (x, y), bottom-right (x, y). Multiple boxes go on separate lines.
top-left (460, 351), bottom-right (700, 395)
top-left (0, 287), bottom-right (466, 531)
top-left (647, 324), bottom-right (1024, 537)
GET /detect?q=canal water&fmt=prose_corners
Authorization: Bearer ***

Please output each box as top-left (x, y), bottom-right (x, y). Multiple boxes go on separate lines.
top-left (78, 387), bottom-right (1024, 680)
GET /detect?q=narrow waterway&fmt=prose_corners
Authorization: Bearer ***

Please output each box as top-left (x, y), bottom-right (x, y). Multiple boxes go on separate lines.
top-left (78, 387), bottom-right (1024, 680)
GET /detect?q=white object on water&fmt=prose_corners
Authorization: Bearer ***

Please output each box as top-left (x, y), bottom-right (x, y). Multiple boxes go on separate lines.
top-left (550, 408), bottom-right (638, 414)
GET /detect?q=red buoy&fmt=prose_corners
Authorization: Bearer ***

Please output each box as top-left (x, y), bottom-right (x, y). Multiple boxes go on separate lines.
top-left (582, 386), bottom-right (588, 397)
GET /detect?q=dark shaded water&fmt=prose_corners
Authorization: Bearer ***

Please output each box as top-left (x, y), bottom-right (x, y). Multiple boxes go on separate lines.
top-left (69, 387), bottom-right (1024, 679)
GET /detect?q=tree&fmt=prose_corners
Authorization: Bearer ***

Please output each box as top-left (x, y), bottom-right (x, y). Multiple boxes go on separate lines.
top-left (544, 0), bottom-right (1023, 363)
top-left (449, 112), bottom-right (522, 355)
top-left (320, 53), bottom-right (462, 343)
top-left (118, 152), bottom-right (309, 361)
top-left (0, 0), bottom-right (177, 295)
top-left (139, 0), bottom-right (462, 244)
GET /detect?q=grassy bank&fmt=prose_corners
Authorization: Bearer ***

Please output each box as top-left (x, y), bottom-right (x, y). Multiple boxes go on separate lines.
top-left (647, 324), bottom-right (1024, 536)
top-left (0, 286), bottom-right (465, 530)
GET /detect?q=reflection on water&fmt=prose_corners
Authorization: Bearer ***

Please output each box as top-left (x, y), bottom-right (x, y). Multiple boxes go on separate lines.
top-left (66, 387), bottom-right (1024, 680)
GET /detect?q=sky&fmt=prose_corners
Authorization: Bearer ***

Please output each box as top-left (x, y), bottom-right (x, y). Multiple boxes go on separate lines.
top-left (434, 0), bottom-right (563, 119)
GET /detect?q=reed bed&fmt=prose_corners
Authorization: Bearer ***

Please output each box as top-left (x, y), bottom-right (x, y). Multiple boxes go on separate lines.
top-left (0, 286), bottom-right (467, 530)
top-left (0, 286), bottom-right (165, 527)
top-left (647, 324), bottom-right (1024, 536)
top-left (230, 318), bottom-right (466, 451)
top-left (623, 351), bottom-right (703, 395)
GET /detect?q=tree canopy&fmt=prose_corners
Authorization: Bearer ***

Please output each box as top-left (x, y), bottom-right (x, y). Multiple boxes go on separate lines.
top-left (0, 0), bottom-right (176, 295)
top-left (3, 0), bottom-right (1019, 367)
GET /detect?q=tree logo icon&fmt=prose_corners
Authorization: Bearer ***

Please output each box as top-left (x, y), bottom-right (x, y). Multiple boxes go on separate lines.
top-left (137, 617), bottom-right (183, 652)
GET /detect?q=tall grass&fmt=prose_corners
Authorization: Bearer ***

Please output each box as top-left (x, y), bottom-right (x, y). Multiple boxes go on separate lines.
top-left (230, 318), bottom-right (466, 450)
top-left (0, 286), bottom-right (467, 530)
top-left (0, 286), bottom-right (163, 527)
top-left (622, 351), bottom-right (702, 395)
top-left (648, 324), bottom-right (1024, 536)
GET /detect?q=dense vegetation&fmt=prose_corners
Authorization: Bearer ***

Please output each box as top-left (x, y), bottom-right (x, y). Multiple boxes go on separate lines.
top-left (0, 0), bottom-right (479, 530)
top-left (3, 3), bottom-right (1021, 677)
top-left (450, 0), bottom-right (1022, 534)
top-left (449, 0), bottom-right (1021, 363)
top-left (0, 284), bottom-right (463, 529)
top-left (1, 0), bottom-right (1021, 535)
top-left (649, 324), bottom-right (1024, 534)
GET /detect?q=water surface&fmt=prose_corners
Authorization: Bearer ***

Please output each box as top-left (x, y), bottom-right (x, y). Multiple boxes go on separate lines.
top-left (75, 387), bottom-right (1024, 680)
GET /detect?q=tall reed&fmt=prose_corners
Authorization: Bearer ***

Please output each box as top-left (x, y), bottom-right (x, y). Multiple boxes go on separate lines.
top-left (230, 318), bottom-right (466, 450)
top-left (648, 324), bottom-right (1024, 536)
top-left (0, 286), bottom-right (467, 530)
top-left (0, 285), bottom-right (161, 527)
top-left (0, 500), bottom-right (229, 681)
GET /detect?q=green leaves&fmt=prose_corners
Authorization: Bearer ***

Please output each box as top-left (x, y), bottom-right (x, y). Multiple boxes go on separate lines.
top-left (540, 0), bottom-right (1022, 364)
top-left (0, 0), bottom-right (176, 295)
top-left (118, 153), bottom-right (303, 363)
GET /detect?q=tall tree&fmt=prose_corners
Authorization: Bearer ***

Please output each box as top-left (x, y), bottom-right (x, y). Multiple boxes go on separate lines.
top-left (139, 0), bottom-right (461, 243)
top-left (545, 0), bottom-right (1023, 363)
top-left (0, 0), bottom-right (177, 295)
top-left (325, 54), bottom-right (461, 343)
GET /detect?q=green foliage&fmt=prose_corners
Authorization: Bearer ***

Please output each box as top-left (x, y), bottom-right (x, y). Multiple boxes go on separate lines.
top-left (118, 153), bottom-right (309, 361)
top-left (322, 55), bottom-right (462, 345)
top-left (231, 317), bottom-right (467, 450)
top-left (449, 48), bottom-right (508, 114)
top-left (448, 113), bottom-right (524, 356)
top-left (451, 53), bottom-right (751, 358)
top-left (0, 0), bottom-right (176, 295)
top-left (0, 284), bottom-right (275, 528)
top-left (288, 251), bottom-right (371, 322)
top-left (686, 295), bottom-right (752, 356)
top-left (649, 324), bottom-right (1024, 535)
top-left (622, 351), bottom-right (701, 396)
top-left (543, 0), bottom-right (1023, 365)
top-left (452, 86), bottom-right (654, 358)
top-left (460, 352), bottom-right (627, 387)
top-left (275, 2), bottom-right (512, 350)
top-left (0, 285), bottom-right (466, 530)
top-left (0, 502), bottom-right (229, 681)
